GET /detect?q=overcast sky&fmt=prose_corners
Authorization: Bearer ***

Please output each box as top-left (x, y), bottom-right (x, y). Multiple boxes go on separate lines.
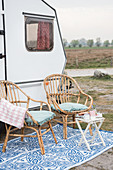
top-left (46, 0), bottom-right (113, 43)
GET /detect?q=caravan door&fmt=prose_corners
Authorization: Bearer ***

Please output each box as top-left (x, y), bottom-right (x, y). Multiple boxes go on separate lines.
top-left (0, 0), bottom-right (5, 80)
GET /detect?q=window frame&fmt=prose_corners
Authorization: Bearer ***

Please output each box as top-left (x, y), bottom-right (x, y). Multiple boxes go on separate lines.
top-left (25, 16), bottom-right (54, 52)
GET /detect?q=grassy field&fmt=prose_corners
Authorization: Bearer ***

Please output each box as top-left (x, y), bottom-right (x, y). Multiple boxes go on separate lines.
top-left (65, 48), bottom-right (113, 69)
top-left (73, 76), bottom-right (113, 131)
top-left (65, 46), bottom-right (113, 50)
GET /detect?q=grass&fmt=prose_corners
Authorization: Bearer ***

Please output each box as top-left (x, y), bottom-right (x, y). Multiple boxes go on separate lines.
top-left (66, 75), bottom-right (113, 131)
top-left (65, 48), bottom-right (113, 69)
top-left (78, 59), bottom-right (112, 69)
top-left (65, 46), bottom-right (113, 50)
top-left (101, 114), bottom-right (113, 131)
top-left (72, 76), bottom-right (113, 131)
top-left (65, 57), bottom-right (113, 69)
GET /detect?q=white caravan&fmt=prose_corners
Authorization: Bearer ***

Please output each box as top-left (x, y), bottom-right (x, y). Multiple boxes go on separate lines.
top-left (0, 0), bottom-right (66, 107)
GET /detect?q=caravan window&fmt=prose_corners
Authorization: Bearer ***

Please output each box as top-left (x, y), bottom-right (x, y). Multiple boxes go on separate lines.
top-left (25, 17), bottom-right (53, 51)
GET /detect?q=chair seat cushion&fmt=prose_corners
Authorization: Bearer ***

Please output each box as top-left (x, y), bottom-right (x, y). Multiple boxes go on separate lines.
top-left (51, 102), bottom-right (88, 112)
top-left (25, 110), bottom-right (55, 126)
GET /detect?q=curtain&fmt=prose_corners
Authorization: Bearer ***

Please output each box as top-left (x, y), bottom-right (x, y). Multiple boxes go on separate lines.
top-left (37, 22), bottom-right (51, 50)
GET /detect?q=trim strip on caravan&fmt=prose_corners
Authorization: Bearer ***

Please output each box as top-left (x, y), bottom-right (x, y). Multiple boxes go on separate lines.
top-left (0, 54), bottom-right (5, 59)
top-left (2, 0), bottom-right (4, 10)
top-left (1, 0), bottom-right (7, 80)
top-left (15, 79), bottom-right (44, 85)
top-left (22, 12), bottom-right (55, 19)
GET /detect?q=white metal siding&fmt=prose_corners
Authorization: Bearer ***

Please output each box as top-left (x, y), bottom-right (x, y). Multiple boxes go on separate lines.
top-left (0, 1), bottom-right (5, 80)
top-left (3, 0), bottom-right (66, 103)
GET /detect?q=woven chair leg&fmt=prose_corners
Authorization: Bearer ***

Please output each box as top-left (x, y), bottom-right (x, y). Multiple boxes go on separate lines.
top-left (21, 127), bottom-right (24, 141)
top-left (35, 128), bottom-right (44, 155)
top-left (2, 126), bottom-right (11, 152)
top-left (89, 126), bottom-right (93, 136)
top-left (73, 114), bottom-right (76, 129)
top-left (48, 121), bottom-right (57, 144)
top-left (63, 115), bottom-right (68, 139)
top-left (38, 126), bottom-right (45, 155)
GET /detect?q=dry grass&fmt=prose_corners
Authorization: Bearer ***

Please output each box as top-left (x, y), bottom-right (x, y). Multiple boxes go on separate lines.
top-left (65, 48), bottom-right (113, 69)
top-left (73, 76), bottom-right (113, 131)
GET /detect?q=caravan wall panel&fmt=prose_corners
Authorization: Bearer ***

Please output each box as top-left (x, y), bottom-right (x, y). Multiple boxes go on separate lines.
top-left (4, 0), bottom-right (66, 104)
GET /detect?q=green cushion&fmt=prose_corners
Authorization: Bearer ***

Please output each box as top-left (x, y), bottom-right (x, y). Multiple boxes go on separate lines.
top-left (51, 102), bottom-right (88, 112)
top-left (25, 111), bottom-right (55, 126)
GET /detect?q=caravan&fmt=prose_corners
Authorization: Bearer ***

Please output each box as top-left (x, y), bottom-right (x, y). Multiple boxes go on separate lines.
top-left (0, 0), bottom-right (66, 106)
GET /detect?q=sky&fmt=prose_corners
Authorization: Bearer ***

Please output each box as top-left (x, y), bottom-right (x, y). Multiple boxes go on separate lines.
top-left (46, 0), bottom-right (113, 43)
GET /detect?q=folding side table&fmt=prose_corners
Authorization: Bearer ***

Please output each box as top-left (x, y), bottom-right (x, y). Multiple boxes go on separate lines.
top-left (76, 117), bottom-right (106, 151)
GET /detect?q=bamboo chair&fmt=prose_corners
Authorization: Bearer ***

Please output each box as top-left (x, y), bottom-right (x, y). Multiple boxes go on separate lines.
top-left (44, 74), bottom-right (93, 139)
top-left (0, 80), bottom-right (57, 155)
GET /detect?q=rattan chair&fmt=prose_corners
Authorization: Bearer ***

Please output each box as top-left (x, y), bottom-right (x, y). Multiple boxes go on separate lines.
top-left (0, 80), bottom-right (57, 155)
top-left (44, 74), bottom-right (93, 139)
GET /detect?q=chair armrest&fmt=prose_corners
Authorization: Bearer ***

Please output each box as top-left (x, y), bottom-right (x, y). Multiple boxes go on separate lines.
top-left (29, 97), bottom-right (51, 111)
top-left (25, 111), bottom-right (39, 125)
top-left (50, 97), bottom-right (67, 113)
top-left (80, 91), bottom-right (93, 110)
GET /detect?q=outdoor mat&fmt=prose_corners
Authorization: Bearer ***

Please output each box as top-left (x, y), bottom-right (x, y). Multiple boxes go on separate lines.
top-left (0, 124), bottom-right (113, 170)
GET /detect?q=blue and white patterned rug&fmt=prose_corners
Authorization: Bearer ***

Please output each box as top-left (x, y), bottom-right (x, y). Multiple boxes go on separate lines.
top-left (0, 124), bottom-right (113, 170)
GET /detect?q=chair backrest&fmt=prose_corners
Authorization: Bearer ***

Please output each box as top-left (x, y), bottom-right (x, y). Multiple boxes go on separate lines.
top-left (44, 74), bottom-right (84, 105)
top-left (0, 81), bottom-right (29, 108)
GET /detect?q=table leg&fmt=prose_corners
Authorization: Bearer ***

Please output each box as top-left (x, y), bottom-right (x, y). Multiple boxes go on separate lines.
top-left (76, 120), bottom-right (91, 151)
top-left (93, 122), bottom-right (106, 146)
top-left (91, 121), bottom-right (106, 146)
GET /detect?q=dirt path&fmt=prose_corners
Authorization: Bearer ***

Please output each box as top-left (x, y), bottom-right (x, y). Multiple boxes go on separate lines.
top-left (65, 68), bottom-right (113, 77)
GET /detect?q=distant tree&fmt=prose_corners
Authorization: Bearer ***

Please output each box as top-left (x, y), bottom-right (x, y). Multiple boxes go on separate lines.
top-left (68, 44), bottom-right (71, 48)
top-left (87, 39), bottom-right (94, 47)
top-left (63, 38), bottom-right (68, 47)
top-left (95, 37), bottom-right (101, 47)
top-left (79, 43), bottom-right (82, 48)
top-left (103, 40), bottom-right (110, 47)
top-left (79, 38), bottom-right (87, 46)
top-left (111, 40), bottom-right (113, 46)
top-left (70, 40), bottom-right (79, 47)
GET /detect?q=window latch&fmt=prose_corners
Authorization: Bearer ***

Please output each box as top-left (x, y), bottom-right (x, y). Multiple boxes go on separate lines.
top-left (0, 54), bottom-right (5, 59)
top-left (0, 30), bottom-right (5, 35)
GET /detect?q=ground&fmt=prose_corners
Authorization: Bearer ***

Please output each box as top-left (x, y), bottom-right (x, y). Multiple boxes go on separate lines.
top-left (65, 48), bottom-right (113, 69)
top-left (71, 148), bottom-right (113, 170)
top-left (69, 76), bottom-right (113, 170)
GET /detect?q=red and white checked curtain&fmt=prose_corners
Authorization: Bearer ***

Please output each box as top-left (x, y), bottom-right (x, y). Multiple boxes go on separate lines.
top-left (37, 22), bottom-right (51, 50)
